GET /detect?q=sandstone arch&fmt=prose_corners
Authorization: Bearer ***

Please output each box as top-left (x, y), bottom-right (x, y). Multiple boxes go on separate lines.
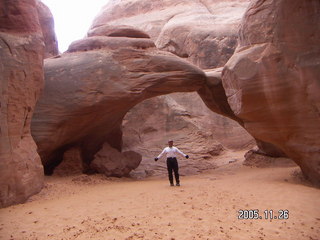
top-left (87, 0), bottom-right (320, 185)
top-left (31, 28), bottom-right (206, 174)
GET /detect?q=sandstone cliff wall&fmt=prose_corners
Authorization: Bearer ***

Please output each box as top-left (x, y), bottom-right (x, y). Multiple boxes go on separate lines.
top-left (0, 0), bottom-right (45, 207)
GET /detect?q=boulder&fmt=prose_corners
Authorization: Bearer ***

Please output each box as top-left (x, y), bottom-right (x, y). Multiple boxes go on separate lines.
top-left (222, 0), bottom-right (320, 184)
top-left (0, 0), bottom-right (44, 207)
top-left (53, 147), bottom-right (83, 176)
top-left (91, 143), bottom-right (142, 177)
top-left (31, 27), bottom-right (206, 175)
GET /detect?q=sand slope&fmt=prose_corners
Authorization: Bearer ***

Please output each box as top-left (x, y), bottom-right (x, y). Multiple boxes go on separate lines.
top-left (0, 154), bottom-right (319, 240)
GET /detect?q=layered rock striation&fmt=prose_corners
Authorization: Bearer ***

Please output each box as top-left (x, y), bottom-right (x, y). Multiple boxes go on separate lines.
top-left (91, 0), bottom-right (249, 69)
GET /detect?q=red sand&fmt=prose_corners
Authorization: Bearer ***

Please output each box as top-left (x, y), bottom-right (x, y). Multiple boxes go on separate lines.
top-left (0, 153), bottom-right (319, 240)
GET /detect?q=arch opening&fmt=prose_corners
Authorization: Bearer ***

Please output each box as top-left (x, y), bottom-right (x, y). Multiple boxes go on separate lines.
top-left (121, 92), bottom-right (255, 178)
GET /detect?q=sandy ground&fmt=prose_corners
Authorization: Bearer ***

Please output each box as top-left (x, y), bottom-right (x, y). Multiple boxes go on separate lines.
top-left (0, 152), bottom-right (319, 240)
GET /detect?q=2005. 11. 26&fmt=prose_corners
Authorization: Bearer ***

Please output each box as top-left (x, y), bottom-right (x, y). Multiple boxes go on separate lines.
top-left (238, 209), bottom-right (289, 220)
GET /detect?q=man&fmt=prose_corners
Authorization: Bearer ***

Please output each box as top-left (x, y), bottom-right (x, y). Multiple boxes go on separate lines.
top-left (155, 140), bottom-right (189, 186)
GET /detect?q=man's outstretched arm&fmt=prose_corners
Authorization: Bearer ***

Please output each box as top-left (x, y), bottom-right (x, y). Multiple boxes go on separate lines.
top-left (176, 147), bottom-right (189, 159)
top-left (155, 148), bottom-right (166, 161)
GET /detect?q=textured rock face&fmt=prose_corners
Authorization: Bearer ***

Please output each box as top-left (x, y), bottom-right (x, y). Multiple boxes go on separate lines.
top-left (88, 24), bottom-right (151, 39)
top-left (31, 27), bottom-right (206, 175)
top-left (122, 92), bottom-right (254, 177)
top-left (0, 0), bottom-right (44, 207)
top-left (198, 68), bottom-right (284, 157)
top-left (243, 150), bottom-right (296, 168)
top-left (91, 0), bottom-right (249, 69)
top-left (222, 0), bottom-right (320, 184)
top-left (199, 68), bottom-right (239, 121)
top-left (36, 0), bottom-right (59, 58)
top-left (91, 143), bottom-right (142, 177)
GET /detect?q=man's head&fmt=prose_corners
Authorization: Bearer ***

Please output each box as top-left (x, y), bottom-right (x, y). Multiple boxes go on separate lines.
top-left (168, 140), bottom-right (173, 147)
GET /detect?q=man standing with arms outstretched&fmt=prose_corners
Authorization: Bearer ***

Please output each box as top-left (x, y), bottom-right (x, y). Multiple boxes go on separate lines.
top-left (155, 140), bottom-right (189, 186)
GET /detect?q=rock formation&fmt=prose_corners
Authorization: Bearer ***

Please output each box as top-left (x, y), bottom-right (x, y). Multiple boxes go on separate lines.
top-left (36, 0), bottom-right (59, 58)
top-left (31, 26), bottom-right (206, 175)
top-left (94, 0), bottom-right (320, 184)
top-left (53, 147), bottom-right (83, 176)
top-left (221, 0), bottom-right (320, 184)
top-left (243, 149), bottom-right (296, 168)
top-left (2, 0), bottom-right (319, 209)
top-left (0, 0), bottom-right (44, 207)
top-left (90, 0), bottom-right (254, 166)
top-left (91, 0), bottom-right (249, 69)
top-left (198, 68), bottom-right (285, 157)
top-left (122, 90), bottom-right (254, 177)
top-left (91, 143), bottom-right (142, 177)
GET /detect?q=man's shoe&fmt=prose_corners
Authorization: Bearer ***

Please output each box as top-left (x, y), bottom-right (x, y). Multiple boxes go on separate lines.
top-left (176, 183), bottom-right (180, 186)
top-left (170, 183), bottom-right (174, 186)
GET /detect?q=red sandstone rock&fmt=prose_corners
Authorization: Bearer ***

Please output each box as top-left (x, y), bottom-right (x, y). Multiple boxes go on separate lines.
top-left (53, 147), bottom-right (83, 176)
top-left (91, 143), bottom-right (142, 177)
top-left (0, 0), bottom-right (44, 208)
top-left (31, 28), bottom-right (206, 175)
top-left (36, 0), bottom-right (59, 58)
top-left (198, 68), bottom-right (284, 157)
top-left (198, 68), bottom-right (239, 121)
top-left (222, 0), bottom-right (320, 184)
top-left (90, 0), bottom-right (254, 166)
top-left (243, 149), bottom-right (296, 168)
top-left (91, 0), bottom-right (249, 69)
top-left (67, 36), bottom-right (155, 53)
top-left (88, 24), bottom-right (150, 39)
top-left (122, 93), bottom-right (253, 177)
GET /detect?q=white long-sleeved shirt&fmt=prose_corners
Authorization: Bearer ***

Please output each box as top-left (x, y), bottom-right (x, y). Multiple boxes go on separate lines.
top-left (157, 146), bottom-right (187, 159)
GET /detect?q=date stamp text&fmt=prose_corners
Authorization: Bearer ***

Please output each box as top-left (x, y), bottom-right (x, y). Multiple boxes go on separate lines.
top-left (238, 209), bottom-right (289, 220)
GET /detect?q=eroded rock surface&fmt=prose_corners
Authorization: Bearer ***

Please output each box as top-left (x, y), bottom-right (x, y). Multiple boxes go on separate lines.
top-left (0, 0), bottom-right (44, 207)
top-left (198, 68), bottom-right (284, 157)
top-left (222, 0), bottom-right (320, 184)
top-left (243, 149), bottom-right (296, 168)
top-left (88, 24), bottom-right (151, 39)
top-left (53, 147), bottom-right (83, 176)
top-left (123, 90), bottom-right (254, 177)
top-left (91, 0), bottom-right (249, 69)
top-left (91, 143), bottom-right (142, 177)
top-left (31, 26), bottom-right (206, 175)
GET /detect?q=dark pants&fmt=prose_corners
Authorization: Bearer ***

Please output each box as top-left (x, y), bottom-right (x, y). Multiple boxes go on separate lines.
top-left (166, 157), bottom-right (179, 184)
